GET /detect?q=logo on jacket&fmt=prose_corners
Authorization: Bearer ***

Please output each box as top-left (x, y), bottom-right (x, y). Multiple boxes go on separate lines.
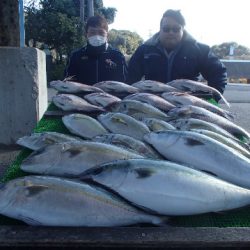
top-left (105, 59), bottom-right (117, 69)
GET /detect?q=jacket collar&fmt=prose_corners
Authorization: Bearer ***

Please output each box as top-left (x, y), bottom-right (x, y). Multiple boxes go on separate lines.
top-left (144, 30), bottom-right (196, 46)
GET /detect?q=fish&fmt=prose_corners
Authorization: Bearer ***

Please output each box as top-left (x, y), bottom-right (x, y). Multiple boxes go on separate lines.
top-left (142, 118), bottom-right (176, 132)
top-left (108, 100), bottom-right (169, 121)
top-left (167, 105), bottom-right (250, 142)
top-left (20, 141), bottom-right (144, 177)
top-left (92, 133), bottom-right (162, 159)
top-left (62, 113), bottom-right (108, 139)
top-left (0, 175), bottom-right (165, 226)
top-left (50, 79), bottom-right (104, 94)
top-left (97, 112), bottom-right (150, 141)
top-left (191, 129), bottom-right (250, 159)
top-left (169, 118), bottom-right (238, 140)
top-left (166, 79), bottom-right (230, 107)
top-left (52, 94), bottom-right (105, 113)
top-left (16, 132), bottom-right (83, 151)
top-left (93, 81), bottom-right (139, 97)
top-left (161, 91), bottom-right (234, 120)
top-left (144, 130), bottom-right (250, 189)
top-left (131, 80), bottom-right (180, 94)
top-left (84, 92), bottom-right (121, 108)
top-left (81, 158), bottom-right (250, 216)
top-left (124, 93), bottom-right (175, 113)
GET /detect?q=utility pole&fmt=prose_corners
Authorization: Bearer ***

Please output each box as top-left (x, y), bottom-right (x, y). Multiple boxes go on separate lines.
top-left (0, 0), bottom-right (20, 46)
top-left (79, 0), bottom-right (85, 25)
top-left (19, 0), bottom-right (25, 47)
top-left (87, 0), bottom-right (94, 18)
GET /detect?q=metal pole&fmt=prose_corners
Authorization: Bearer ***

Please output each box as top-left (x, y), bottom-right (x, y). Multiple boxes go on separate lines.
top-left (80, 0), bottom-right (85, 24)
top-left (19, 0), bottom-right (25, 47)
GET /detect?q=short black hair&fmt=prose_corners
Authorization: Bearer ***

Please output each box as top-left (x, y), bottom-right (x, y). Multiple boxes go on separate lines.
top-left (85, 15), bottom-right (109, 33)
top-left (161, 9), bottom-right (186, 27)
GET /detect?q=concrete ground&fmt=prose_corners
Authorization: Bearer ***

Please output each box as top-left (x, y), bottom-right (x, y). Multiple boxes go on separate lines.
top-left (0, 83), bottom-right (250, 179)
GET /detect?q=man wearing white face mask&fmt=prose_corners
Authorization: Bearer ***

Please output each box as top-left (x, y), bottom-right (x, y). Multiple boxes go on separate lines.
top-left (65, 15), bottom-right (127, 84)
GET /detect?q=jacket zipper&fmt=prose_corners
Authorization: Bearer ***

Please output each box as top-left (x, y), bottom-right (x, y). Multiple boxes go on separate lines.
top-left (96, 58), bottom-right (99, 82)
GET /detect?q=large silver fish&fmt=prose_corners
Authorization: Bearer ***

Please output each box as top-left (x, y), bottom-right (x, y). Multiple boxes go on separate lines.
top-left (20, 141), bottom-right (144, 177)
top-left (166, 79), bottom-right (230, 107)
top-left (81, 159), bottom-right (250, 216)
top-left (144, 130), bottom-right (250, 189)
top-left (97, 112), bottom-right (150, 141)
top-left (92, 133), bottom-right (161, 159)
top-left (16, 132), bottom-right (83, 151)
top-left (192, 129), bottom-right (250, 159)
top-left (161, 92), bottom-right (234, 120)
top-left (169, 118), bottom-right (238, 140)
top-left (62, 113), bottom-right (108, 139)
top-left (131, 80), bottom-right (180, 94)
top-left (52, 94), bottom-right (105, 113)
top-left (50, 80), bottom-right (104, 94)
top-left (142, 118), bottom-right (176, 132)
top-left (93, 81), bottom-right (139, 96)
top-left (108, 100), bottom-right (169, 121)
top-left (124, 93), bottom-right (175, 113)
top-left (0, 175), bottom-right (165, 226)
top-left (167, 105), bottom-right (250, 142)
top-left (84, 92), bottom-right (121, 108)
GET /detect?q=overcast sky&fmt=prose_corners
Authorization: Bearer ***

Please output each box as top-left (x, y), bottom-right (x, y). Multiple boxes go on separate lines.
top-left (103, 0), bottom-right (250, 48)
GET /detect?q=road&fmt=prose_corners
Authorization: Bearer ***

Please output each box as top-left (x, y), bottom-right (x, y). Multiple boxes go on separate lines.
top-left (219, 83), bottom-right (250, 132)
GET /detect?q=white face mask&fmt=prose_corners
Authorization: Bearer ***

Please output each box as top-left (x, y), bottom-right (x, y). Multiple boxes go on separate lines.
top-left (88, 35), bottom-right (107, 47)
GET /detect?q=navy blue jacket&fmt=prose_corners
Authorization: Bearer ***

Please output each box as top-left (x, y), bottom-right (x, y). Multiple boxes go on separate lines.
top-left (127, 32), bottom-right (227, 94)
top-left (65, 44), bottom-right (127, 84)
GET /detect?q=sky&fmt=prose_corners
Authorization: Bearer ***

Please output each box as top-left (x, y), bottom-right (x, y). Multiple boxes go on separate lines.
top-left (102, 0), bottom-right (250, 49)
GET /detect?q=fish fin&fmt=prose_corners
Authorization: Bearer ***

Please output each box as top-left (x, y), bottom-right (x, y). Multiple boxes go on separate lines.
top-left (19, 215), bottom-right (43, 226)
top-left (25, 185), bottom-right (49, 197)
top-left (112, 117), bottom-right (128, 126)
top-left (200, 170), bottom-right (218, 177)
top-left (185, 138), bottom-right (205, 146)
top-left (63, 75), bottom-right (76, 81)
top-left (224, 111), bottom-right (235, 121)
top-left (152, 216), bottom-right (170, 227)
top-left (135, 168), bottom-right (156, 179)
top-left (65, 148), bottom-right (83, 157)
top-left (219, 95), bottom-right (230, 108)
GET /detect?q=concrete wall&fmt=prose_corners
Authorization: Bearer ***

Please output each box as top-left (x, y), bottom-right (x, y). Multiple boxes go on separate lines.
top-left (0, 47), bottom-right (48, 146)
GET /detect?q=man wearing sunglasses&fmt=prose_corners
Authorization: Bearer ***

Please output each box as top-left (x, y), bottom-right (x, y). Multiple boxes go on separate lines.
top-left (65, 15), bottom-right (127, 84)
top-left (127, 9), bottom-right (227, 99)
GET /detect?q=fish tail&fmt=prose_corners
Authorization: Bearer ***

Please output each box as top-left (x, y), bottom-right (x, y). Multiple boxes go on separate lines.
top-left (151, 215), bottom-right (169, 226)
top-left (219, 94), bottom-right (230, 108)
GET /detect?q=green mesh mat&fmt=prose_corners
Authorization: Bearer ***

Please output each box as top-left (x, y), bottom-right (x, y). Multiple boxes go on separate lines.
top-left (1, 102), bottom-right (250, 227)
top-left (207, 98), bottom-right (219, 106)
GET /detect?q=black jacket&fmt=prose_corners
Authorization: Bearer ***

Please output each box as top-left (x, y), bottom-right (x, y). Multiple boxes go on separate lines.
top-left (127, 32), bottom-right (227, 93)
top-left (65, 44), bottom-right (128, 84)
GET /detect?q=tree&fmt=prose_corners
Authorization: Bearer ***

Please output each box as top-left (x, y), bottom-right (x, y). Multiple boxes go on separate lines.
top-left (108, 29), bottom-right (143, 55)
top-left (0, 0), bottom-right (20, 46)
top-left (211, 42), bottom-right (250, 59)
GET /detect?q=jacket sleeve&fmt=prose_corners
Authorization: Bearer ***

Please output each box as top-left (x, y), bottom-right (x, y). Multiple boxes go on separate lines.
top-left (114, 53), bottom-right (128, 83)
top-left (127, 46), bottom-right (145, 84)
top-left (198, 44), bottom-right (227, 94)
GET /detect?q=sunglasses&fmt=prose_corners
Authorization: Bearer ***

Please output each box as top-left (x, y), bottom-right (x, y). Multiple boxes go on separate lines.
top-left (161, 26), bottom-right (182, 33)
